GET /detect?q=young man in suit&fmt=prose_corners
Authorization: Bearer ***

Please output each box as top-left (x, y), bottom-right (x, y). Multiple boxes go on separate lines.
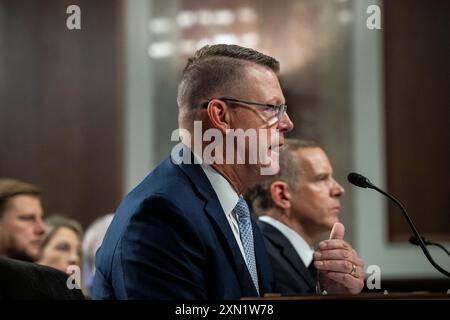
top-left (247, 139), bottom-right (365, 294)
top-left (0, 178), bottom-right (46, 262)
top-left (93, 44), bottom-right (294, 299)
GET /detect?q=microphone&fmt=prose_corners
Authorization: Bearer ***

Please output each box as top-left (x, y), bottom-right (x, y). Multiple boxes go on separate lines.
top-left (347, 172), bottom-right (373, 188)
top-left (347, 172), bottom-right (450, 278)
top-left (409, 236), bottom-right (450, 257)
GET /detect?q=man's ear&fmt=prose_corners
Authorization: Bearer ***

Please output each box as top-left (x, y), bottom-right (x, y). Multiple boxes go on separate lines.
top-left (206, 99), bottom-right (231, 134)
top-left (270, 181), bottom-right (292, 210)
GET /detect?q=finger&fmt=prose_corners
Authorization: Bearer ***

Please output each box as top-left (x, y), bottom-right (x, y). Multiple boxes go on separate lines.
top-left (325, 271), bottom-right (364, 294)
top-left (315, 260), bottom-right (365, 280)
top-left (329, 222), bottom-right (345, 240)
top-left (314, 259), bottom-right (355, 274)
top-left (314, 249), bottom-right (353, 261)
top-left (318, 239), bottom-right (350, 250)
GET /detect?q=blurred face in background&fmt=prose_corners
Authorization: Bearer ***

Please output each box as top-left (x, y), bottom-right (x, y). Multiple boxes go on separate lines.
top-left (38, 226), bottom-right (81, 273)
top-left (290, 148), bottom-right (345, 235)
top-left (0, 195), bottom-right (46, 262)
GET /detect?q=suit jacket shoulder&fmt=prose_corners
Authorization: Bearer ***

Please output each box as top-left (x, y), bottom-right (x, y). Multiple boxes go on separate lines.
top-left (0, 257), bottom-right (84, 300)
top-left (93, 156), bottom-right (273, 299)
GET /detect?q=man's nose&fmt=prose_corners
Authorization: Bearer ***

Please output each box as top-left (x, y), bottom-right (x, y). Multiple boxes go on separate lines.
top-left (35, 218), bottom-right (46, 235)
top-left (332, 179), bottom-right (345, 197)
top-left (277, 113), bottom-right (294, 133)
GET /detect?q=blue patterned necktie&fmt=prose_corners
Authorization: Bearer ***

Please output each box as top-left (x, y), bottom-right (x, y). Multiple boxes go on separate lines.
top-left (233, 196), bottom-right (259, 295)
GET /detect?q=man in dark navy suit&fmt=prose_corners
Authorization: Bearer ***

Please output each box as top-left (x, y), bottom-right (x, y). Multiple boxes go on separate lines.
top-left (93, 44), bottom-right (294, 299)
top-left (247, 139), bottom-right (365, 295)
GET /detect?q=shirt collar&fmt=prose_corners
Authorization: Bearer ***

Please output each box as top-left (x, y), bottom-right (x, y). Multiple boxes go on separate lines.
top-left (199, 162), bottom-right (239, 217)
top-left (259, 215), bottom-right (314, 267)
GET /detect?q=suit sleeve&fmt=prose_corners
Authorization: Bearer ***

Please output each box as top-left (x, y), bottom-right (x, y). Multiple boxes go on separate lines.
top-left (117, 195), bottom-right (207, 299)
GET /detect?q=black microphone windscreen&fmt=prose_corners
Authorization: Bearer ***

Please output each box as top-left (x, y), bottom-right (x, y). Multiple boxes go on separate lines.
top-left (347, 172), bottom-right (370, 188)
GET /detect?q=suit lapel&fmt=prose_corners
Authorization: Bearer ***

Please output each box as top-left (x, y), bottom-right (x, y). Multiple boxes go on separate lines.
top-left (259, 221), bottom-right (316, 288)
top-left (252, 219), bottom-right (274, 294)
top-left (178, 159), bottom-right (258, 296)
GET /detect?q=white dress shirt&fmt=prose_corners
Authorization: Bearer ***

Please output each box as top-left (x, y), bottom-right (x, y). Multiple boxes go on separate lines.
top-left (200, 163), bottom-right (247, 263)
top-left (258, 215), bottom-right (314, 267)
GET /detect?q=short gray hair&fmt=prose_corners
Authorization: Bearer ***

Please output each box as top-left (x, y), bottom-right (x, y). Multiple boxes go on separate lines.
top-left (177, 44), bottom-right (280, 113)
top-left (246, 139), bottom-right (318, 214)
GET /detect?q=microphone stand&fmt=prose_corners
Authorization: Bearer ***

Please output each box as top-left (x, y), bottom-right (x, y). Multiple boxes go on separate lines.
top-left (410, 236), bottom-right (450, 258)
top-left (349, 173), bottom-right (450, 278)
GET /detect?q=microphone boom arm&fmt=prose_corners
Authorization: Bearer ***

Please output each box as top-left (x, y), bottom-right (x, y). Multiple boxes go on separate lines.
top-left (348, 172), bottom-right (450, 278)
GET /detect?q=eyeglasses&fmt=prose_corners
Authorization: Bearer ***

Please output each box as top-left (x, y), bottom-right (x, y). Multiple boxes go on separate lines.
top-left (202, 97), bottom-right (288, 123)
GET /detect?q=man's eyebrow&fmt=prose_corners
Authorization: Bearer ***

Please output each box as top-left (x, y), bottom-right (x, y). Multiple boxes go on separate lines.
top-left (315, 172), bottom-right (329, 179)
top-left (272, 100), bottom-right (286, 106)
top-left (266, 96), bottom-right (285, 104)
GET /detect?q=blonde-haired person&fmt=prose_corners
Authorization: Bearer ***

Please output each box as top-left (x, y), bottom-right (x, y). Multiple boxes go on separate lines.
top-left (38, 215), bottom-right (83, 275)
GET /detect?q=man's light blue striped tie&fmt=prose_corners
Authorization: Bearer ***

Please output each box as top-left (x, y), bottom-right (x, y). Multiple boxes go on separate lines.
top-left (233, 196), bottom-right (259, 295)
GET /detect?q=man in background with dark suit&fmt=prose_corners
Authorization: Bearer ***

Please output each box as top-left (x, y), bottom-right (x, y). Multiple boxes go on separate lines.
top-left (247, 139), bottom-right (365, 294)
top-left (93, 44), bottom-right (294, 299)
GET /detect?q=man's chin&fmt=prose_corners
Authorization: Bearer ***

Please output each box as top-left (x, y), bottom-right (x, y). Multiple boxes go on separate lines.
top-left (6, 248), bottom-right (39, 262)
top-left (327, 218), bottom-right (340, 230)
top-left (256, 149), bottom-right (280, 176)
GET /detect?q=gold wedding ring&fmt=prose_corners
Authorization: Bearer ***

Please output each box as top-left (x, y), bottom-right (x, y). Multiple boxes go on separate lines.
top-left (350, 263), bottom-right (357, 277)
